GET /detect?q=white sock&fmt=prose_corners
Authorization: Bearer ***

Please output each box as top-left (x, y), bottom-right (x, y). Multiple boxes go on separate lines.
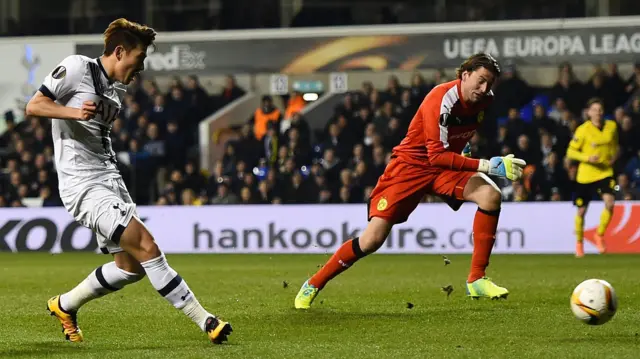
top-left (140, 253), bottom-right (212, 331)
top-left (59, 261), bottom-right (144, 312)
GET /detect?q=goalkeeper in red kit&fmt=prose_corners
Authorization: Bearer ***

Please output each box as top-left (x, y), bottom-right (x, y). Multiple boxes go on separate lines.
top-left (294, 53), bottom-right (526, 309)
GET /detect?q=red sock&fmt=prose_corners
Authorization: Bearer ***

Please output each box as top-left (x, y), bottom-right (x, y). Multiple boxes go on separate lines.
top-left (468, 208), bottom-right (500, 283)
top-left (309, 238), bottom-right (366, 289)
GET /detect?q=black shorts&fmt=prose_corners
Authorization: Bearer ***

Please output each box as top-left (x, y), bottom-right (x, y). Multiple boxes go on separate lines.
top-left (573, 177), bottom-right (616, 207)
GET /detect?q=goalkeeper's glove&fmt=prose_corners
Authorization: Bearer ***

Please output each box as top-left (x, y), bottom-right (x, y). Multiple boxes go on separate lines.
top-left (461, 142), bottom-right (472, 157)
top-left (478, 154), bottom-right (526, 181)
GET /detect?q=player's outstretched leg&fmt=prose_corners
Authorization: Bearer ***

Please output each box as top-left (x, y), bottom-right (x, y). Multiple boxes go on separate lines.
top-left (574, 205), bottom-right (588, 258)
top-left (462, 173), bottom-right (509, 300)
top-left (594, 193), bottom-right (614, 254)
top-left (119, 218), bottom-right (232, 344)
top-left (294, 217), bottom-right (392, 309)
top-left (48, 258), bottom-right (145, 342)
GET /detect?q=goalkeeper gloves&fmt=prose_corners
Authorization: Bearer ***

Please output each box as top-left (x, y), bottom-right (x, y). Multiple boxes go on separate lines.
top-left (478, 154), bottom-right (527, 181)
top-left (461, 142), bottom-right (472, 157)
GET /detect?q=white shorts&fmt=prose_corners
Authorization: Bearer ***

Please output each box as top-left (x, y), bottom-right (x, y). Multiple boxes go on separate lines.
top-left (61, 177), bottom-right (138, 254)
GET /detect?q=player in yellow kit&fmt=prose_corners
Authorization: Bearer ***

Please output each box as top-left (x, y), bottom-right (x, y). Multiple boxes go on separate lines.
top-left (566, 98), bottom-right (619, 257)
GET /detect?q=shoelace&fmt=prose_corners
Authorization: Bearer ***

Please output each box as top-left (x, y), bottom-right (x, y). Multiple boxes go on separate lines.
top-left (62, 314), bottom-right (80, 334)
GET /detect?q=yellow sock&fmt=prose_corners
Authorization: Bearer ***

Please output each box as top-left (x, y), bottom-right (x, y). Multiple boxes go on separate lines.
top-left (597, 208), bottom-right (613, 236)
top-left (575, 215), bottom-right (584, 243)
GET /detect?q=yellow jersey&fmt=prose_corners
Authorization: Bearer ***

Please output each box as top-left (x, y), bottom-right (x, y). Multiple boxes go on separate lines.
top-left (566, 119), bottom-right (618, 184)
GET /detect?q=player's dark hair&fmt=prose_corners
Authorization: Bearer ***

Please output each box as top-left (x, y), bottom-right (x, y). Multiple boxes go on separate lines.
top-left (103, 18), bottom-right (156, 56)
top-left (587, 97), bottom-right (604, 109)
top-left (456, 53), bottom-right (501, 80)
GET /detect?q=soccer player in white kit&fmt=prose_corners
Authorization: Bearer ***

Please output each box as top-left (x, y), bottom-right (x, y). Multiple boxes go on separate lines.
top-left (25, 18), bottom-right (232, 344)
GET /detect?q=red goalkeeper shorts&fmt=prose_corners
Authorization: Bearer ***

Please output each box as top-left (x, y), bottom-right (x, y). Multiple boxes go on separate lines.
top-left (368, 157), bottom-right (476, 224)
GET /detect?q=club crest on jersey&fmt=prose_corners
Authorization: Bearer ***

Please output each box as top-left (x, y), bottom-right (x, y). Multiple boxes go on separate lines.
top-left (52, 66), bottom-right (66, 79)
top-left (377, 197), bottom-right (388, 211)
top-left (478, 111), bottom-right (485, 123)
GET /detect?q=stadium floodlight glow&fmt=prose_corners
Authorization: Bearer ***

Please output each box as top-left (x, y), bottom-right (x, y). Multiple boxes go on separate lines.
top-left (303, 93), bottom-right (319, 101)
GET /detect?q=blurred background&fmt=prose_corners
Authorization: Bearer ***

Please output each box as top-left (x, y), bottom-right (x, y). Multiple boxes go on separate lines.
top-left (1, 0), bottom-right (640, 208)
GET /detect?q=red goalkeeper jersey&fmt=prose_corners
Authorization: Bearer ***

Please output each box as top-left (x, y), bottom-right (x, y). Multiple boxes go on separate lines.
top-left (392, 79), bottom-right (493, 171)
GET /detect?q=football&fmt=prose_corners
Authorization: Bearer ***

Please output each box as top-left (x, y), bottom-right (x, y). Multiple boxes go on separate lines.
top-left (570, 279), bottom-right (618, 325)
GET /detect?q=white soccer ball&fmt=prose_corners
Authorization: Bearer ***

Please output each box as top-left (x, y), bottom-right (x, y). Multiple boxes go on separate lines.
top-left (570, 279), bottom-right (618, 325)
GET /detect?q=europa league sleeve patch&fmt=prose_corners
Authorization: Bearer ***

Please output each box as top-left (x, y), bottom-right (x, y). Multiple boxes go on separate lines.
top-left (52, 66), bottom-right (66, 79)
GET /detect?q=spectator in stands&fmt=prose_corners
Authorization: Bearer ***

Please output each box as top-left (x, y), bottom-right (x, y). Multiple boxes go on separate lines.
top-left (629, 96), bottom-right (640, 123)
top-left (261, 123), bottom-right (279, 168)
top-left (149, 94), bottom-right (169, 127)
top-left (409, 72), bottom-right (429, 104)
top-left (605, 64), bottom-right (627, 108)
top-left (354, 161), bottom-right (377, 188)
top-left (493, 63), bottom-right (533, 117)
top-left (238, 186), bottom-right (255, 204)
top-left (163, 120), bottom-right (187, 170)
top-left (625, 149), bottom-right (640, 187)
top-left (285, 113), bottom-right (311, 145)
top-left (184, 75), bottom-right (210, 118)
top-left (368, 89), bottom-right (382, 113)
top-left (372, 100), bottom-right (397, 136)
top-left (335, 92), bottom-right (358, 120)
top-left (256, 180), bottom-right (271, 204)
top-left (233, 160), bottom-right (250, 192)
top-left (615, 173), bottom-right (639, 200)
top-left (398, 89), bottom-right (416, 127)
top-left (625, 62), bottom-right (640, 101)
top-left (40, 186), bottom-right (61, 207)
top-left (128, 138), bottom-right (153, 204)
top-left (532, 102), bottom-right (556, 136)
top-left (144, 122), bottom-right (166, 171)
top-left (617, 113), bottom-right (638, 171)
top-left (339, 168), bottom-right (362, 203)
top-left (614, 106), bottom-right (626, 125)
top-left (385, 75), bottom-right (404, 104)
top-left (183, 161), bottom-right (206, 194)
top-left (547, 97), bottom-right (568, 123)
top-left (323, 122), bottom-right (350, 161)
top-left (251, 95), bottom-right (282, 141)
top-left (181, 188), bottom-right (199, 206)
top-left (504, 108), bottom-right (529, 148)
top-left (287, 127), bottom-right (311, 167)
top-left (211, 182), bottom-right (239, 204)
top-left (218, 75), bottom-right (245, 109)
top-left (550, 62), bottom-right (586, 115)
top-left (283, 92), bottom-right (306, 128)
top-left (585, 69), bottom-right (616, 114)
top-left (382, 118), bottom-right (403, 152)
top-left (539, 151), bottom-right (569, 200)
top-left (0, 111), bottom-right (16, 148)
top-left (370, 146), bottom-right (386, 179)
top-left (229, 124), bottom-right (259, 169)
top-left (283, 171), bottom-right (309, 204)
top-left (514, 134), bottom-right (539, 168)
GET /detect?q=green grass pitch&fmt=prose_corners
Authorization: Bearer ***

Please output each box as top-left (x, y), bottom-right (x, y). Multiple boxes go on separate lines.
top-left (0, 253), bottom-right (638, 359)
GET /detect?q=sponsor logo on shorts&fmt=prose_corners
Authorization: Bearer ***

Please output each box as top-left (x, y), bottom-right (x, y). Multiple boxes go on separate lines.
top-left (377, 197), bottom-right (388, 211)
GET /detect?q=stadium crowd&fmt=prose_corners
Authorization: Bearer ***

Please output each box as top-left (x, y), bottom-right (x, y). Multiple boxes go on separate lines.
top-left (1, 62), bottom-right (640, 207)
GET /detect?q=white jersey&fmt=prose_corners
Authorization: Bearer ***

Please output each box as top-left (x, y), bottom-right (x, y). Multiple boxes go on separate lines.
top-left (40, 55), bottom-right (126, 193)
